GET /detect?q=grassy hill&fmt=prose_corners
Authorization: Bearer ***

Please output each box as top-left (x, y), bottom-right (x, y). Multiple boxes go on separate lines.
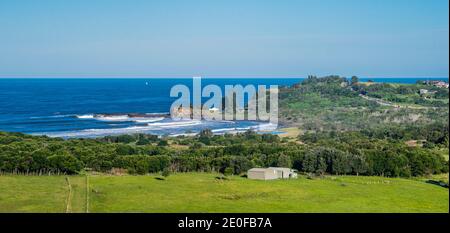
top-left (0, 173), bottom-right (448, 213)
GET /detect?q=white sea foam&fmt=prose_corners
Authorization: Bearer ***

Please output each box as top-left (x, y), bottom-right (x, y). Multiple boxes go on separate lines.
top-left (169, 133), bottom-right (198, 137)
top-left (211, 123), bottom-right (277, 134)
top-left (95, 115), bottom-right (131, 121)
top-left (76, 114), bottom-right (166, 123)
top-left (252, 122), bottom-right (278, 131)
top-left (204, 119), bottom-right (236, 124)
top-left (145, 112), bottom-right (170, 115)
top-left (40, 113), bottom-right (274, 138)
top-left (44, 125), bottom-right (149, 138)
top-left (147, 120), bottom-right (202, 128)
top-left (75, 114), bottom-right (95, 119)
top-left (44, 120), bottom-right (203, 138)
top-left (211, 128), bottom-right (239, 133)
top-left (132, 117), bottom-right (165, 123)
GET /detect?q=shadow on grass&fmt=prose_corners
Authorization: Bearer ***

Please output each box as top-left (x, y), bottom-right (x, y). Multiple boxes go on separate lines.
top-left (426, 180), bottom-right (449, 188)
top-left (215, 176), bottom-right (229, 180)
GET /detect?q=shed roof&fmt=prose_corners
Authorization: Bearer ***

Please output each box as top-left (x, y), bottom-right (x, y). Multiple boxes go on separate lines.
top-left (268, 167), bottom-right (292, 171)
top-left (248, 168), bottom-right (270, 172)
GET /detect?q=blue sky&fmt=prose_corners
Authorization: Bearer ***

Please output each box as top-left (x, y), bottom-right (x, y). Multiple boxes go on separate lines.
top-left (0, 0), bottom-right (448, 78)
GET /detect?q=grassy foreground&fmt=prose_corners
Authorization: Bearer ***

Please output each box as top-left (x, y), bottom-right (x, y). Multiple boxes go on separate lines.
top-left (0, 173), bottom-right (448, 213)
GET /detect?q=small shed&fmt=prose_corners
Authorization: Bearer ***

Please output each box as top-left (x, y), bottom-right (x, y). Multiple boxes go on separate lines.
top-left (247, 168), bottom-right (278, 180)
top-left (247, 167), bottom-right (298, 180)
top-left (269, 167), bottom-right (298, 179)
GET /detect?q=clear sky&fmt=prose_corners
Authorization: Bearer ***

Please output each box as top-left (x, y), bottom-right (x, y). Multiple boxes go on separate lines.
top-left (0, 0), bottom-right (448, 78)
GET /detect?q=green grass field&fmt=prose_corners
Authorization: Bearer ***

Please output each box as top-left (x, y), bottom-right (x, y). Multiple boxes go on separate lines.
top-left (0, 173), bottom-right (448, 213)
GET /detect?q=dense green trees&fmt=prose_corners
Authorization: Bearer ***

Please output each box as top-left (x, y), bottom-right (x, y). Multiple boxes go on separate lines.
top-left (298, 131), bottom-right (448, 177)
top-left (0, 130), bottom-right (447, 177)
top-left (113, 155), bottom-right (170, 174)
top-left (276, 154), bottom-right (292, 168)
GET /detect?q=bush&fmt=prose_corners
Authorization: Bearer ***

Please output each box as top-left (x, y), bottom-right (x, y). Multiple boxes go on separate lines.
top-left (161, 168), bottom-right (171, 177)
top-left (48, 154), bottom-right (83, 174)
top-left (223, 167), bottom-right (234, 176)
top-left (158, 140), bottom-right (169, 147)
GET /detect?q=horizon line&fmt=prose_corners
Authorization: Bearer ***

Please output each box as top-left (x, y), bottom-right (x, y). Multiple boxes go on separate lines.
top-left (0, 75), bottom-right (448, 79)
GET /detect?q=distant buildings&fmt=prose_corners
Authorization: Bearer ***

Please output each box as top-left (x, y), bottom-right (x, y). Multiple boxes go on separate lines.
top-left (420, 80), bottom-right (449, 89)
top-left (247, 167), bottom-right (298, 180)
top-left (419, 89), bottom-right (429, 95)
top-left (417, 80), bottom-right (448, 99)
top-left (419, 89), bottom-right (437, 97)
top-left (432, 81), bottom-right (449, 88)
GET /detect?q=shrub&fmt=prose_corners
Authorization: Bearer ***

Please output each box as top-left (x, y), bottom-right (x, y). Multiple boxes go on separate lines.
top-left (223, 167), bottom-right (234, 176)
top-left (161, 168), bottom-right (171, 177)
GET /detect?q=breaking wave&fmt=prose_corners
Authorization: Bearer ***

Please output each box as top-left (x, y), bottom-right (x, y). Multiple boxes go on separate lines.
top-left (76, 114), bottom-right (166, 123)
top-left (146, 120), bottom-right (201, 128)
top-left (30, 112), bottom-right (274, 138)
top-left (42, 120), bottom-right (203, 138)
top-left (95, 115), bottom-right (131, 121)
top-left (40, 121), bottom-right (275, 138)
top-left (75, 114), bottom-right (95, 119)
top-left (132, 117), bottom-right (165, 123)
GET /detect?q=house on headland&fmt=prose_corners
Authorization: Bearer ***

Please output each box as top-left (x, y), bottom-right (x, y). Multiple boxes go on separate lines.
top-left (421, 80), bottom-right (450, 88)
top-left (431, 81), bottom-right (449, 88)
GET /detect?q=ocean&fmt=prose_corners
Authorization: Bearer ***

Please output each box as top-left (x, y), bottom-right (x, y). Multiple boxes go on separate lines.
top-left (0, 77), bottom-right (448, 138)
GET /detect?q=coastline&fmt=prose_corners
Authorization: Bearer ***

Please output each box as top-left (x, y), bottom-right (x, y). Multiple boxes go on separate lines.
top-left (0, 77), bottom-right (448, 138)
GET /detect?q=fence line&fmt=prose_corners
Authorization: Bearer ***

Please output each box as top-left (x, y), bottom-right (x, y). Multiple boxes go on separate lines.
top-left (0, 170), bottom-right (68, 176)
top-left (86, 175), bottom-right (89, 213)
top-left (65, 177), bottom-right (72, 213)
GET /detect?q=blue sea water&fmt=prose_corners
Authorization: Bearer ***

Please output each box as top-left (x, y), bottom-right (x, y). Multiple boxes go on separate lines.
top-left (0, 77), bottom-right (448, 138)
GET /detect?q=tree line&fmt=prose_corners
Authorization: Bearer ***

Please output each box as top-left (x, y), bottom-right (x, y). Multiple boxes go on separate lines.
top-left (0, 130), bottom-right (447, 177)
